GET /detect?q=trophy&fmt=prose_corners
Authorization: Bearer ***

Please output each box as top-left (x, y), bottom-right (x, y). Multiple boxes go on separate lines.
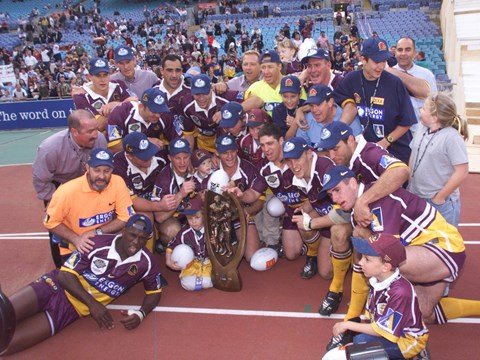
top-left (204, 171), bottom-right (246, 292)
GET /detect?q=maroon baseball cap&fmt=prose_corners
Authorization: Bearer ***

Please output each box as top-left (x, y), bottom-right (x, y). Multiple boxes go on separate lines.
top-left (246, 108), bottom-right (270, 127)
top-left (352, 233), bottom-right (406, 267)
top-left (191, 149), bottom-right (212, 168)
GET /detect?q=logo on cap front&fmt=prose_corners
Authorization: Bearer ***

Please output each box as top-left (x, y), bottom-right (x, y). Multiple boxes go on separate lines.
top-left (96, 151), bottom-right (110, 160)
top-left (154, 95), bottom-right (164, 105)
top-left (309, 88), bottom-right (317, 96)
top-left (194, 79), bottom-right (206, 88)
top-left (284, 141), bottom-right (295, 152)
top-left (221, 137), bottom-right (233, 146)
top-left (323, 174), bottom-right (331, 185)
top-left (139, 139), bottom-right (149, 150)
top-left (378, 41), bottom-right (387, 51)
top-left (174, 140), bottom-right (186, 148)
top-left (117, 48), bottom-right (129, 56)
top-left (320, 128), bottom-right (331, 140)
top-left (285, 78), bottom-right (293, 86)
top-left (222, 110), bottom-right (232, 119)
top-left (95, 59), bottom-right (107, 67)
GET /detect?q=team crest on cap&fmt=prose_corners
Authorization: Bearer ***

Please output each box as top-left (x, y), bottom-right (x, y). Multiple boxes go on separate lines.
top-left (222, 110), bottom-right (232, 119)
top-left (95, 59), bottom-right (107, 67)
top-left (95, 150), bottom-right (110, 160)
top-left (142, 93), bottom-right (149, 102)
top-left (320, 128), bottom-right (331, 140)
top-left (309, 88), bottom-right (317, 96)
top-left (323, 174), bottom-right (331, 185)
top-left (173, 139), bottom-right (187, 148)
top-left (139, 139), bottom-right (149, 150)
top-left (378, 41), bottom-right (387, 51)
top-left (285, 78), bottom-right (293, 86)
top-left (117, 48), bottom-right (129, 56)
top-left (264, 103), bottom-right (274, 111)
top-left (248, 113), bottom-right (256, 122)
top-left (125, 144), bottom-right (134, 153)
top-left (284, 141), bottom-right (295, 152)
top-left (154, 95), bottom-right (164, 105)
top-left (194, 79), bottom-right (206, 88)
top-left (221, 137), bottom-right (233, 146)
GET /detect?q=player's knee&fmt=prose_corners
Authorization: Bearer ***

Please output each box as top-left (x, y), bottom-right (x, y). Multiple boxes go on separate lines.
top-left (330, 224), bottom-right (352, 249)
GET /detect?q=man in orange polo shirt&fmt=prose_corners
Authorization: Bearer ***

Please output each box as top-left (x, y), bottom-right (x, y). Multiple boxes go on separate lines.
top-left (44, 148), bottom-right (134, 256)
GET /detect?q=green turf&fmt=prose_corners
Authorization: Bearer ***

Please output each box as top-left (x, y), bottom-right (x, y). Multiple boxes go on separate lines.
top-left (0, 128), bottom-right (65, 166)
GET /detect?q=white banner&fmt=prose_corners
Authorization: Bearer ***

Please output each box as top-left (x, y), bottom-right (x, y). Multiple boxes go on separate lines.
top-left (0, 64), bottom-right (16, 84)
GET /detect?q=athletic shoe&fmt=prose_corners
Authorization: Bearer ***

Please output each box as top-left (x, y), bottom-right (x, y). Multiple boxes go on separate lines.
top-left (319, 291), bottom-right (343, 316)
top-left (267, 243), bottom-right (283, 257)
top-left (325, 317), bottom-right (361, 351)
top-left (300, 256), bottom-right (318, 279)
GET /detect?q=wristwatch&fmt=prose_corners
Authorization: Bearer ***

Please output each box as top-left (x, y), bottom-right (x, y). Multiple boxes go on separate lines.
top-left (95, 228), bottom-right (103, 235)
top-left (386, 135), bottom-right (394, 143)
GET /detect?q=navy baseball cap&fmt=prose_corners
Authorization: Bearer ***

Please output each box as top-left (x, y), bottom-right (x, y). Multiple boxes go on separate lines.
top-left (181, 196), bottom-right (204, 215)
top-left (304, 84), bottom-right (333, 105)
top-left (126, 214), bottom-right (153, 236)
top-left (141, 88), bottom-right (169, 113)
top-left (260, 50), bottom-right (282, 64)
top-left (216, 134), bottom-right (238, 154)
top-left (191, 74), bottom-right (212, 95)
top-left (88, 148), bottom-right (114, 168)
top-left (114, 45), bottom-right (135, 62)
top-left (89, 58), bottom-right (110, 75)
top-left (184, 66), bottom-right (201, 79)
top-left (219, 102), bottom-right (244, 128)
top-left (169, 138), bottom-right (192, 156)
top-left (321, 165), bottom-right (355, 193)
top-left (316, 122), bottom-right (354, 151)
top-left (246, 108), bottom-right (270, 127)
top-left (301, 48), bottom-right (331, 64)
top-left (123, 132), bottom-right (160, 161)
top-left (283, 137), bottom-right (309, 159)
top-left (280, 75), bottom-right (301, 94)
top-left (191, 149), bottom-right (212, 168)
top-left (352, 233), bottom-right (406, 268)
top-left (361, 37), bottom-right (390, 62)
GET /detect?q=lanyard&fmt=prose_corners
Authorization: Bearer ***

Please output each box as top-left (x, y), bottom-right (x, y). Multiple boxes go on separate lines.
top-left (360, 74), bottom-right (380, 131)
top-left (411, 128), bottom-right (440, 177)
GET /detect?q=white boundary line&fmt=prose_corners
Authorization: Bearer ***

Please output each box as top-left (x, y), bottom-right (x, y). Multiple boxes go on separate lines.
top-left (106, 304), bottom-right (480, 324)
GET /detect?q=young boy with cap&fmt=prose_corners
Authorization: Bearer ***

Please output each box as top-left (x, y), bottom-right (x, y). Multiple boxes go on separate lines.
top-left (73, 57), bottom-right (132, 132)
top-left (329, 233), bottom-right (430, 360)
top-left (192, 149), bottom-right (213, 186)
top-left (166, 196), bottom-right (212, 291)
top-left (272, 75), bottom-right (305, 138)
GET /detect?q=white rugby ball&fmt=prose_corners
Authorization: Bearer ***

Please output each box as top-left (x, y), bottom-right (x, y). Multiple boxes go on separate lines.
top-left (171, 244), bottom-right (195, 269)
top-left (266, 196), bottom-right (285, 217)
top-left (250, 247), bottom-right (278, 271)
top-left (207, 169), bottom-right (230, 194)
top-left (322, 346), bottom-right (347, 360)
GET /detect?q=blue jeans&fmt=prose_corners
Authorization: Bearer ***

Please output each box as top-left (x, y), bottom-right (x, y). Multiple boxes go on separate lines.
top-left (427, 196), bottom-right (461, 227)
top-left (353, 333), bottom-right (404, 359)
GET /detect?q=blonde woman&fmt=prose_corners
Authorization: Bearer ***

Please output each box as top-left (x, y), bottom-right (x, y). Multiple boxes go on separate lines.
top-left (408, 92), bottom-right (469, 227)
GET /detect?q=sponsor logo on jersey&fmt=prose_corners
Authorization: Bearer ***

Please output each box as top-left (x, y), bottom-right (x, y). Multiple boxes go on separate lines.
top-left (266, 174), bottom-right (280, 188)
top-left (79, 210), bottom-right (115, 228)
top-left (108, 125), bottom-right (122, 140)
top-left (373, 124), bottom-right (384, 138)
top-left (64, 251), bottom-right (81, 269)
top-left (91, 256), bottom-right (108, 275)
top-left (128, 123), bottom-right (141, 133)
top-left (379, 155), bottom-right (400, 169)
top-left (377, 307), bottom-right (403, 335)
top-left (371, 207), bottom-right (384, 232)
top-left (371, 96), bottom-right (384, 105)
